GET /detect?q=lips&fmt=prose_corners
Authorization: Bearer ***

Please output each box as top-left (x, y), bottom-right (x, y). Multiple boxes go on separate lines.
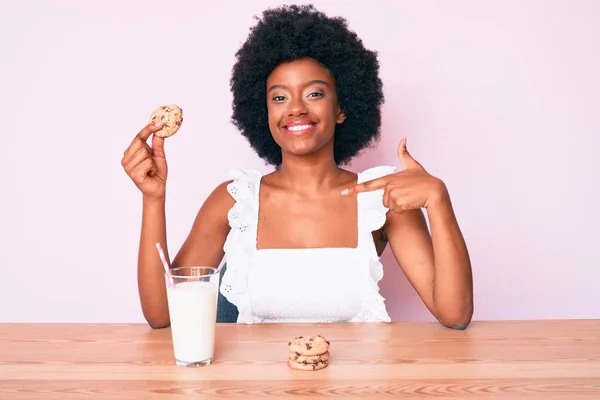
top-left (282, 120), bottom-right (318, 136)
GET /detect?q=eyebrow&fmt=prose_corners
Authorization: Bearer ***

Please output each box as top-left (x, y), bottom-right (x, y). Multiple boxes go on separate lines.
top-left (267, 80), bottom-right (330, 93)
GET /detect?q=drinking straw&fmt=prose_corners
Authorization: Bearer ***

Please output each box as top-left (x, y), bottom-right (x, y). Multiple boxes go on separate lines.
top-left (155, 242), bottom-right (174, 287)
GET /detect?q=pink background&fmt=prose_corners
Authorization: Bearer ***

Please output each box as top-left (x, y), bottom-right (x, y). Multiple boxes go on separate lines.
top-left (1, 0), bottom-right (598, 322)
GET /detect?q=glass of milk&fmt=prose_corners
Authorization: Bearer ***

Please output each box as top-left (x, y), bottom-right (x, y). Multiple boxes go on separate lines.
top-left (166, 266), bottom-right (219, 367)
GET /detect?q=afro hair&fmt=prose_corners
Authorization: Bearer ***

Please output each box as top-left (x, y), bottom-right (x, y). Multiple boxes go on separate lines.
top-left (230, 4), bottom-right (384, 167)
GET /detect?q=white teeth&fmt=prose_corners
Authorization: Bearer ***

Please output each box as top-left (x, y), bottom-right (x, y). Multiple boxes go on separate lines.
top-left (287, 124), bottom-right (313, 131)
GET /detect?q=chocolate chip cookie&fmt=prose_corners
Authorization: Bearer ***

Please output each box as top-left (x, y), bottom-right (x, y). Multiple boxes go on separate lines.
top-left (289, 351), bottom-right (330, 364)
top-left (288, 358), bottom-right (329, 371)
top-left (288, 335), bottom-right (330, 356)
top-left (149, 104), bottom-right (183, 137)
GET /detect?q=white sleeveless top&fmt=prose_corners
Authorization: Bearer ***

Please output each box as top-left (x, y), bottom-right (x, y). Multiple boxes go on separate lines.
top-left (219, 165), bottom-right (397, 324)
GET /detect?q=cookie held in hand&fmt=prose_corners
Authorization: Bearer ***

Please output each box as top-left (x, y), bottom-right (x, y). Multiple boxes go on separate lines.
top-left (149, 104), bottom-right (183, 137)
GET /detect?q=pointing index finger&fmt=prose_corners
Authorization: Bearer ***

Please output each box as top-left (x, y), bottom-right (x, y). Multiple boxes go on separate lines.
top-left (341, 176), bottom-right (389, 196)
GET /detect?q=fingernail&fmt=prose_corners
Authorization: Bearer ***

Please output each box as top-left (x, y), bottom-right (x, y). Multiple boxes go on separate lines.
top-left (340, 188), bottom-right (350, 196)
top-left (153, 121), bottom-right (163, 128)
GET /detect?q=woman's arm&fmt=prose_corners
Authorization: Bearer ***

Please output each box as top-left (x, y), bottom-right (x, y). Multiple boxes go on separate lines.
top-left (384, 191), bottom-right (473, 329)
top-left (137, 181), bottom-right (234, 329)
top-left (342, 138), bottom-right (473, 328)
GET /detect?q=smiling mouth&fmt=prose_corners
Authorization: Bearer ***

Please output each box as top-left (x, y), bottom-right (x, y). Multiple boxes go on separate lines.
top-left (283, 122), bottom-right (318, 136)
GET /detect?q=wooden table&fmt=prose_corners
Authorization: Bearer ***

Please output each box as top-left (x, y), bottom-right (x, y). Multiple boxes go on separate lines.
top-left (1, 320), bottom-right (599, 399)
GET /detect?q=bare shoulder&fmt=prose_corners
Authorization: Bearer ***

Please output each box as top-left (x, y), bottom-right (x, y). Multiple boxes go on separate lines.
top-left (171, 180), bottom-right (235, 267)
top-left (208, 180), bottom-right (235, 206)
top-left (195, 180), bottom-right (237, 224)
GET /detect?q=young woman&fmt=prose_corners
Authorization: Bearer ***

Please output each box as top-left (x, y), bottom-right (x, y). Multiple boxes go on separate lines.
top-left (121, 5), bottom-right (473, 329)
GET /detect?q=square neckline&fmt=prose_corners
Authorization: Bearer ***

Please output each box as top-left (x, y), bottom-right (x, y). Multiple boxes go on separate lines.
top-left (253, 174), bottom-right (362, 252)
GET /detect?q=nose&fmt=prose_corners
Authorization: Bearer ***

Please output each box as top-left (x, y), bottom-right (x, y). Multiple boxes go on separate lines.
top-left (287, 98), bottom-right (308, 117)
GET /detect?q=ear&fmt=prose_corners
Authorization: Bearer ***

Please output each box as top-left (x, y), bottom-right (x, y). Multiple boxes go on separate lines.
top-left (336, 108), bottom-right (347, 124)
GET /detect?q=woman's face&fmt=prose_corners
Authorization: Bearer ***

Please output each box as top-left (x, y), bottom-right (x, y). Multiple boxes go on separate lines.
top-left (266, 57), bottom-right (346, 160)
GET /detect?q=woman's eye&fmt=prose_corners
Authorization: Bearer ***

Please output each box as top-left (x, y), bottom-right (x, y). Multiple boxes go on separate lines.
top-left (272, 95), bottom-right (286, 102)
top-left (308, 92), bottom-right (323, 98)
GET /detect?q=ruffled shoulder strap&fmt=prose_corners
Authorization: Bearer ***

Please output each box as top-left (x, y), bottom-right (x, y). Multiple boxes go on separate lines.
top-left (226, 168), bottom-right (262, 234)
top-left (348, 166), bottom-right (397, 323)
top-left (356, 165), bottom-right (397, 234)
top-left (221, 168), bottom-right (263, 324)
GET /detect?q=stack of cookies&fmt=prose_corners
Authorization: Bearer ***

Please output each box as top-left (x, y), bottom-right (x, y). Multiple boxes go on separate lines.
top-left (287, 335), bottom-right (330, 371)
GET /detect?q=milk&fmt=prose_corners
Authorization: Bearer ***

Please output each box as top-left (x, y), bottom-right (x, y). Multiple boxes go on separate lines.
top-left (166, 280), bottom-right (218, 366)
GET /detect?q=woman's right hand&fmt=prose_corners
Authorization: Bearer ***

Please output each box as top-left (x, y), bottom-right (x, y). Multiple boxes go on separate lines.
top-left (121, 122), bottom-right (168, 199)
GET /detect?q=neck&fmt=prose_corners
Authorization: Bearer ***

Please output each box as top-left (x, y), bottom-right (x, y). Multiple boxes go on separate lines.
top-left (277, 148), bottom-right (342, 193)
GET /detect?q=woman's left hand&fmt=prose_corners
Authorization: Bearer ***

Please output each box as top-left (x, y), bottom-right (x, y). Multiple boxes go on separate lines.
top-left (341, 138), bottom-right (448, 212)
